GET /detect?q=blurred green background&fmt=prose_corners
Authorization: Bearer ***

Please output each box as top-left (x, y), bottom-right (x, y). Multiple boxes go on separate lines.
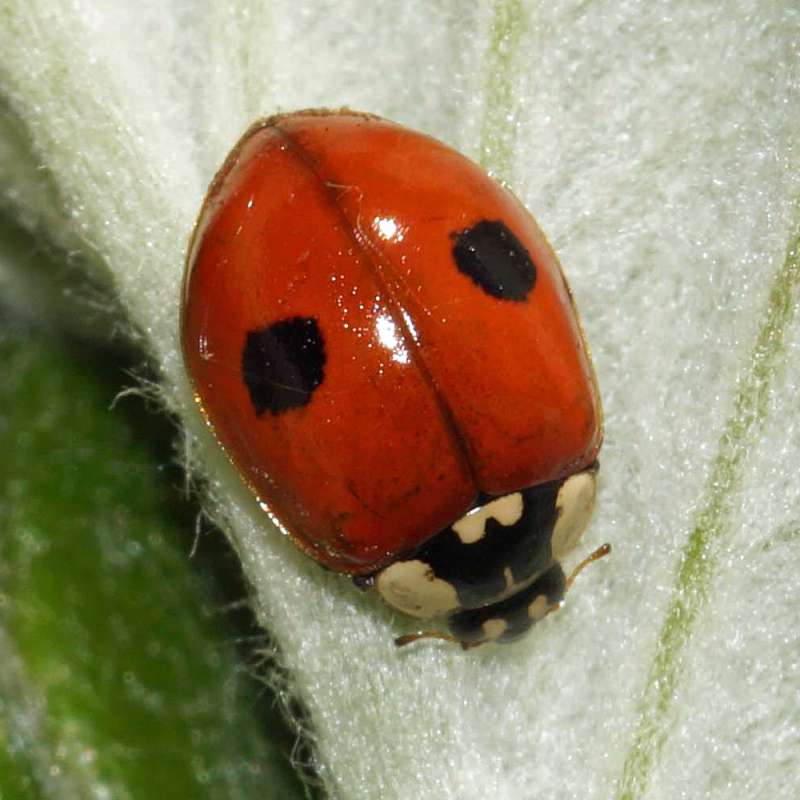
top-left (0, 212), bottom-right (309, 799)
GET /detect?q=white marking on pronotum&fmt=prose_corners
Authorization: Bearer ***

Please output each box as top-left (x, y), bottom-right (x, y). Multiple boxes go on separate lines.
top-left (481, 618), bottom-right (508, 641)
top-left (550, 470), bottom-right (597, 562)
top-left (376, 560), bottom-right (460, 619)
top-left (503, 567), bottom-right (514, 591)
top-left (451, 492), bottom-right (524, 544)
top-left (528, 594), bottom-right (551, 621)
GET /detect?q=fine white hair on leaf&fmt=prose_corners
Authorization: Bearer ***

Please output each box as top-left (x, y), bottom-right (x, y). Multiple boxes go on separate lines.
top-left (1, 2), bottom-right (800, 800)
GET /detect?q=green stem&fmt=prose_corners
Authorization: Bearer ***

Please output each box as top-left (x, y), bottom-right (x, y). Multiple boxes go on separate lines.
top-left (616, 224), bottom-right (800, 799)
top-left (479, 0), bottom-right (526, 183)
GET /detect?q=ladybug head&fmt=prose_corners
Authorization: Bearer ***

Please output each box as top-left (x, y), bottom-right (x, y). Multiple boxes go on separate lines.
top-left (375, 463), bottom-right (601, 646)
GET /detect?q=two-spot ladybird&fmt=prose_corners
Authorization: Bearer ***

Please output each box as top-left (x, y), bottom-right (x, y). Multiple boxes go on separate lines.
top-left (181, 109), bottom-right (606, 647)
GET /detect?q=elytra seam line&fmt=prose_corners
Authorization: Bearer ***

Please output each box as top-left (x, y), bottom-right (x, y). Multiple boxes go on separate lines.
top-left (271, 120), bottom-right (479, 494)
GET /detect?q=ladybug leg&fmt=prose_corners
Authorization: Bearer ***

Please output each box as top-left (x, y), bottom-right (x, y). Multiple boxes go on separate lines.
top-left (564, 542), bottom-right (611, 590)
top-left (535, 543), bottom-right (611, 625)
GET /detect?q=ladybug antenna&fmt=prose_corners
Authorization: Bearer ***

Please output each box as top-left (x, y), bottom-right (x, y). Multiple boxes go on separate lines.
top-left (565, 542), bottom-right (611, 590)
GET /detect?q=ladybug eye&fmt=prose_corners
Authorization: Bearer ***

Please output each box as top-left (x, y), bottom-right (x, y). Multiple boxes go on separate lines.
top-left (451, 219), bottom-right (536, 302)
top-left (241, 316), bottom-right (326, 416)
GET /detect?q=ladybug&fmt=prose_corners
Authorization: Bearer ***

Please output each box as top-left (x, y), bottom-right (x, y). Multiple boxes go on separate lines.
top-left (182, 109), bottom-right (607, 648)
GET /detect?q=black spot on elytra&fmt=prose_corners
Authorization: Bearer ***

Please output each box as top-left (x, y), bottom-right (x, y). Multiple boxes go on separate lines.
top-left (241, 316), bottom-right (325, 416)
top-left (451, 219), bottom-right (536, 301)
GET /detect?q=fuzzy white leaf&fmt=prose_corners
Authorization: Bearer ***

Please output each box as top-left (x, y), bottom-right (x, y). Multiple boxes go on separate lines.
top-left (1, 2), bottom-right (798, 798)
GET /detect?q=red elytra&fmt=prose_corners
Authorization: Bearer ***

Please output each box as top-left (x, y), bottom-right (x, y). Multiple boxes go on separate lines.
top-left (182, 109), bottom-right (602, 576)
